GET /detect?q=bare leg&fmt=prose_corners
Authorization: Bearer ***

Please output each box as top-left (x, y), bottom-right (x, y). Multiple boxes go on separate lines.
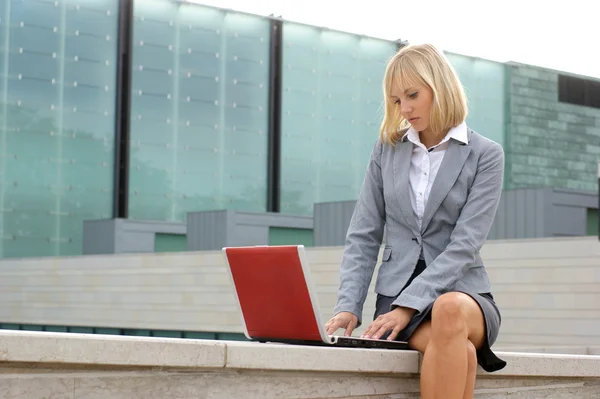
top-left (408, 293), bottom-right (485, 399)
top-left (462, 341), bottom-right (478, 399)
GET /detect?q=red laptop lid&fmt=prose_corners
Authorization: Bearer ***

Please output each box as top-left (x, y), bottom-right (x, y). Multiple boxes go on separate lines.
top-left (224, 246), bottom-right (323, 342)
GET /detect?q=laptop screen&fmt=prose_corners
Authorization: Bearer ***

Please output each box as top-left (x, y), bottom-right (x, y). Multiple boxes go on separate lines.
top-left (224, 246), bottom-right (323, 341)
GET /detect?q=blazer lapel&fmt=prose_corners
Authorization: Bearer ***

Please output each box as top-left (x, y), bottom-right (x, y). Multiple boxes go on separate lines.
top-left (393, 141), bottom-right (420, 236)
top-left (420, 139), bottom-right (471, 232)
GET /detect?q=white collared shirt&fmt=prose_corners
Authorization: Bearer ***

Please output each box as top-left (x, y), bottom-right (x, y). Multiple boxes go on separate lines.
top-left (402, 121), bottom-right (469, 231)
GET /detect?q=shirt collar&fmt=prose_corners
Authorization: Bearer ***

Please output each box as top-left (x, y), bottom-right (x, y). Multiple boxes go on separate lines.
top-left (402, 121), bottom-right (469, 147)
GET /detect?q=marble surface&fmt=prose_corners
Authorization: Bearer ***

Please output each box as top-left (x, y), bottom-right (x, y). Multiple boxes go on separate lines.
top-left (0, 330), bottom-right (599, 398)
top-left (0, 330), bottom-right (225, 368)
top-left (225, 341), bottom-right (420, 374)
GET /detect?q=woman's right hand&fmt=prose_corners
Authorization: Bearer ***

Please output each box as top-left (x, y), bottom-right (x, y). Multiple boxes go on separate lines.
top-left (325, 312), bottom-right (359, 337)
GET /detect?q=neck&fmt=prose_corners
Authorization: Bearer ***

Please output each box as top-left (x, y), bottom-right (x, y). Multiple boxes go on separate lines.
top-left (419, 129), bottom-right (448, 149)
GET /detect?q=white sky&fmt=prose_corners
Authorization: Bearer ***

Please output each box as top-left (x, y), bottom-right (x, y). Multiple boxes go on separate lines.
top-left (192, 0), bottom-right (600, 79)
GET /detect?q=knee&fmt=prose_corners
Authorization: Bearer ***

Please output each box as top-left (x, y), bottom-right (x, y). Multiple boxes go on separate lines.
top-left (431, 293), bottom-right (468, 339)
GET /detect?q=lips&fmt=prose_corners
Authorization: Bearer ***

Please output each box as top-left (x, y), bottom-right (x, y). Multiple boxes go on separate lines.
top-left (408, 117), bottom-right (419, 123)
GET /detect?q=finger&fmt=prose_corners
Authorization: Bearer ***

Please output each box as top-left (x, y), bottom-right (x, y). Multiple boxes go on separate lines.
top-left (326, 319), bottom-right (343, 335)
top-left (325, 320), bottom-right (336, 335)
top-left (344, 317), bottom-right (358, 337)
top-left (361, 320), bottom-right (381, 338)
top-left (372, 321), bottom-right (395, 340)
top-left (387, 325), bottom-right (402, 341)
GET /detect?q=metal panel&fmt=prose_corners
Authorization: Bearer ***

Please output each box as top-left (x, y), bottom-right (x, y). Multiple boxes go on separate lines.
top-left (313, 200), bottom-right (357, 247)
top-left (315, 188), bottom-right (598, 244)
top-left (234, 212), bottom-right (313, 228)
top-left (83, 219), bottom-right (186, 254)
top-left (232, 225), bottom-right (269, 247)
top-left (551, 188), bottom-right (597, 208)
top-left (548, 205), bottom-right (588, 237)
top-left (186, 211), bottom-right (230, 251)
top-left (506, 188), bottom-right (547, 239)
top-left (187, 210), bottom-right (313, 250)
top-left (82, 219), bottom-right (117, 255)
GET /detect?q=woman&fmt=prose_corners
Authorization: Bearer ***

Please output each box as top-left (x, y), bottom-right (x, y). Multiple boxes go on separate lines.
top-left (324, 43), bottom-right (507, 399)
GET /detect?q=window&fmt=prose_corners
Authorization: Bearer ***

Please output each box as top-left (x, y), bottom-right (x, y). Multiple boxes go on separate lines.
top-left (558, 75), bottom-right (600, 109)
top-left (0, 0), bottom-right (118, 258)
top-left (128, 0), bottom-right (270, 222)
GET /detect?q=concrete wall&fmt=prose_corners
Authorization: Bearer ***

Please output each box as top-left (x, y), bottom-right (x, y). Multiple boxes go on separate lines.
top-left (505, 63), bottom-right (600, 191)
top-left (0, 237), bottom-right (599, 349)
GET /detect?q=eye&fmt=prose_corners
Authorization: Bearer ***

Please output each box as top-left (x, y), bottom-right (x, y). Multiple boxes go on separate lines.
top-left (393, 99), bottom-right (400, 105)
top-left (408, 91), bottom-right (418, 99)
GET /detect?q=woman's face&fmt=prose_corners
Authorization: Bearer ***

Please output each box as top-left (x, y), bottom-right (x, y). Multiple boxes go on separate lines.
top-left (390, 81), bottom-right (434, 135)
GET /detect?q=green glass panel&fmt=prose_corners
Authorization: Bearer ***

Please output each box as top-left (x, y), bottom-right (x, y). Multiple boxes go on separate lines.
top-left (268, 227), bottom-right (313, 247)
top-left (128, 0), bottom-right (270, 222)
top-left (0, 0), bottom-right (118, 258)
top-left (44, 325), bottom-right (68, 332)
top-left (21, 324), bottom-right (43, 331)
top-left (69, 327), bottom-right (94, 334)
top-left (154, 233), bottom-right (187, 252)
top-left (445, 53), bottom-right (506, 148)
top-left (280, 22), bottom-right (397, 215)
top-left (123, 329), bottom-right (151, 336)
top-left (587, 208), bottom-right (598, 236)
top-left (0, 324), bottom-right (20, 330)
top-left (216, 332), bottom-right (248, 341)
top-left (94, 328), bottom-right (121, 335)
top-left (183, 331), bottom-right (217, 340)
top-left (152, 330), bottom-right (183, 338)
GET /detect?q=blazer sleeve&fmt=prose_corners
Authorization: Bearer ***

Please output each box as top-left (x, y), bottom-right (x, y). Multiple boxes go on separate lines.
top-left (332, 140), bottom-right (386, 326)
top-left (391, 142), bottom-right (505, 314)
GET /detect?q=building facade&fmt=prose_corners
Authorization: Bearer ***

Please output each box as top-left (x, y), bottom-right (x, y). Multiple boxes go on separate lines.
top-left (0, 0), bottom-right (598, 259)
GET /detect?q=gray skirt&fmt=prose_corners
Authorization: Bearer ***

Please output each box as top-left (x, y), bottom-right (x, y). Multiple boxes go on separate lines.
top-left (373, 259), bottom-right (507, 373)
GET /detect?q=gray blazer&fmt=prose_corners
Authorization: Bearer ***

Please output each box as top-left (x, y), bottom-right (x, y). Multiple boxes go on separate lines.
top-left (333, 128), bottom-right (504, 325)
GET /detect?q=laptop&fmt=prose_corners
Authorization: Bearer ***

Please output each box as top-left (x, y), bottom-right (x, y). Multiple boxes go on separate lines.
top-left (222, 245), bottom-right (408, 350)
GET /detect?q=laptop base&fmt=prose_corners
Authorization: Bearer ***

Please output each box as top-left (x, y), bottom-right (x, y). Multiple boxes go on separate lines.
top-left (253, 336), bottom-right (409, 350)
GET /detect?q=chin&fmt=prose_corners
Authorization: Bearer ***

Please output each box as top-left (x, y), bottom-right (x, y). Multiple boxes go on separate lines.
top-left (411, 122), bottom-right (423, 131)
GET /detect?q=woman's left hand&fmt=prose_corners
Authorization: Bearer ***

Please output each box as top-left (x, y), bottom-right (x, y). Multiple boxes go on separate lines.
top-left (361, 307), bottom-right (416, 341)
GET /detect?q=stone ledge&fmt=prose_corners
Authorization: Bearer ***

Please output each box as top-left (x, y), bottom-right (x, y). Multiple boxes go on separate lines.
top-left (0, 330), bottom-right (225, 369)
top-left (1, 330), bottom-right (599, 378)
top-left (224, 341), bottom-right (420, 374)
top-left (1, 331), bottom-right (599, 399)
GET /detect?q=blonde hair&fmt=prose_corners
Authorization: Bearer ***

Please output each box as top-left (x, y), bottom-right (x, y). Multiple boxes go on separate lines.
top-left (379, 43), bottom-right (468, 145)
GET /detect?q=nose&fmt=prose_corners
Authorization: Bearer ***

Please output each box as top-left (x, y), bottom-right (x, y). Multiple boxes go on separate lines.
top-left (401, 102), bottom-right (412, 116)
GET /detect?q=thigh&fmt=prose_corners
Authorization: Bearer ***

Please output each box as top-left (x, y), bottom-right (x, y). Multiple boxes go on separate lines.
top-left (407, 320), bottom-right (431, 353)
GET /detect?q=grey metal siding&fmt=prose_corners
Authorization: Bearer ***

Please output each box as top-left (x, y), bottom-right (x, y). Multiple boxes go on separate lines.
top-left (313, 201), bottom-right (357, 247)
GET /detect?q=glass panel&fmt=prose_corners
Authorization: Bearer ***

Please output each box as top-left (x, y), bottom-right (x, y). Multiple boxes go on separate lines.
top-left (0, 324), bottom-right (20, 330)
top-left (123, 329), bottom-right (151, 336)
top-left (216, 332), bottom-right (248, 341)
top-left (95, 327), bottom-right (121, 335)
top-left (268, 227), bottom-right (313, 247)
top-left (69, 326), bottom-right (94, 334)
top-left (151, 330), bottom-right (182, 338)
top-left (445, 53), bottom-right (506, 147)
top-left (0, 0), bottom-right (118, 258)
top-left (21, 324), bottom-right (43, 331)
top-left (129, 0), bottom-right (270, 222)
top-left (183, 331), bottom-right (216, 340)
top-left (44, 325), bottom-right (68, 332)
top-left (154, 233), bottom-right (186, 252)
top-left (280, 23), bottom-right (396, 215)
